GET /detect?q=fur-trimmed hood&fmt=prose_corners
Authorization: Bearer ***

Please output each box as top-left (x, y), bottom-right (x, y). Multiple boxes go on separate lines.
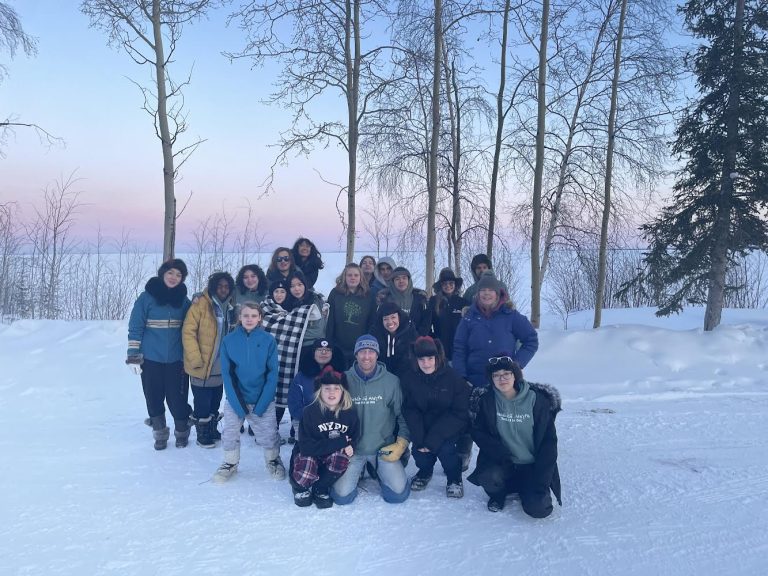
top-left (145, 276), bottom-right (188, 308)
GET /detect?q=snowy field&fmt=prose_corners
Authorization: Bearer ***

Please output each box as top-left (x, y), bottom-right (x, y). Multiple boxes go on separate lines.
top-left (2, 307), bottom-right (768, 576)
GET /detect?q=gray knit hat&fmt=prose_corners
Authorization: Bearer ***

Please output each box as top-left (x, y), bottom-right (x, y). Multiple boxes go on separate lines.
top-left (354, 334), bottom-right (380, 356)
top-left (476, 270), bottom-right (502, 295)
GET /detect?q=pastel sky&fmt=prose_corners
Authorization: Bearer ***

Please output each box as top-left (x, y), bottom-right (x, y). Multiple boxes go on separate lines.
top-left (1, 0), bottom-right (353, 251)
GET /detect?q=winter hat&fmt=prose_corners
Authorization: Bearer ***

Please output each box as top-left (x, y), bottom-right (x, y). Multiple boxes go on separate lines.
top-left (412, 336), bottom-right (438, 358)
top-left (433, 267), bottom-right (463, 292)
top-left (158, 258), bottom-right (188, 281)
top-left (378, 301), bottom-right (402, 318)
top-left (312, 338), bottom-right (334, 352)
top-left (314, 365), bottom-right (349, 391)
top-left (485, 353), bottom-right (524, 384)
top-left (471, 253), bottom-right (493, 273)
top-left (476, 270), bottom-right (502, 295)
top-left (269, 279), bottom-right (289, 295)
top-left (354, 334), bottom-right (380, 356)
top-left (391, 266), bottom-right (411, 280)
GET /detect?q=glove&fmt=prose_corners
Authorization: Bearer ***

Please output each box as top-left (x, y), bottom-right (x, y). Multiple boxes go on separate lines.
top-left (378, 437), bottom-right (409, 462)
top-left (126, 354), bottom-right (144, 376)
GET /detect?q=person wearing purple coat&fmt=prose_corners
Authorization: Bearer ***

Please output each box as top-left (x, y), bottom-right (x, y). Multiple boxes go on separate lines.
top-left (452, 272), bottom-right (538, 389)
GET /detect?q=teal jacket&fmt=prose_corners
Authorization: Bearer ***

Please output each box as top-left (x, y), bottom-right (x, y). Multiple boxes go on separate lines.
top-left (127, 277), bottom-right (190, 363)
top-left (221, 325), bottom-right (279, 418)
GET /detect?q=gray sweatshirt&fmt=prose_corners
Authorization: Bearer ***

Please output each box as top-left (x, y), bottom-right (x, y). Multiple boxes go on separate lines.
top-left (345, 362), bottom-right (410, 455)
top-left (494, 380), bottom-right (536, 464)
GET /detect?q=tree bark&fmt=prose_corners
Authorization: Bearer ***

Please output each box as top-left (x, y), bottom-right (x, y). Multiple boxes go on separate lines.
top-left (426, 0), bottom-right (442, 295)
top-left (152, 0), bottom-right (176, 261)
top-left (530, 0), bottom-right (550, 329)
top-left (345, 0), bottom-right (361, 264)
top-left (594, 0), bottom-right (628, 329)
top-left (488, 0), bottom-right (511, 260)
top-left (704, 0), bottom-right (745, 331)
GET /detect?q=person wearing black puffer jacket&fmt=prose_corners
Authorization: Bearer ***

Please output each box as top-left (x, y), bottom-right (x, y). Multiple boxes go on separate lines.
top-left (401, 336), bottom-right (470, 498)
top-left (467, 355), bottom-right (562, 518)
top-left (427, 267), bottom-right (469, 361)
top-left (372, 301), bottom-right (418, 379)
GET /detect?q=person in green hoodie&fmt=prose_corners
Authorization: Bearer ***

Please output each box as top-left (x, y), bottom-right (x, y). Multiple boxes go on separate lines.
top-left (467, 355), bottom-right (562, 517)
top-left (330, 334), bottom-right (411, 504)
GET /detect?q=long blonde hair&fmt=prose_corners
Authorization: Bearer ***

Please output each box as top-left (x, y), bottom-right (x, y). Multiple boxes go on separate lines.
top-left (313, 367), bottom-right (353, 417)
top-left (334, 263), bottom-right (370, 296)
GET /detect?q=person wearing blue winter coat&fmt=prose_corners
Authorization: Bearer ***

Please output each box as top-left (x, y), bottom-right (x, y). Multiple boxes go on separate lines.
top-left (287, 338), bottom-right (346, 439)
top-left (452, 273), bottom-right (538, 388)
top-left (213, 302), bottom-right (286, 483)
top-left (126, 259), bottom-right (192, 451)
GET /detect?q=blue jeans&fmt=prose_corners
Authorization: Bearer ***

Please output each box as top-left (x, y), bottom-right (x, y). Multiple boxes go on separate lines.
top-left (331, 454), bottom-right (410, 505)
top-left (413, 438), bottom-right (461, 484)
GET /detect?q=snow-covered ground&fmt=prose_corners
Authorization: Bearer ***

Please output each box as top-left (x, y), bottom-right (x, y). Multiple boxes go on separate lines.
top-left (2, 308), bottom-right (767, 576)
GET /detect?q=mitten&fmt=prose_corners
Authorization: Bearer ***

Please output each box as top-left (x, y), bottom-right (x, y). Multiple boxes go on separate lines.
top-left (378, 437), bottom-right (409, 462)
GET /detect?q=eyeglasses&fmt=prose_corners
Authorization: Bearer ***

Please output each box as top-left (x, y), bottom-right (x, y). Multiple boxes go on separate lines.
top-left (492, 371), bottom-right (515, 380)
top-left (276, 256), bottom-right (291, 263)
top-left (488, 356), bottom-right (514, 365)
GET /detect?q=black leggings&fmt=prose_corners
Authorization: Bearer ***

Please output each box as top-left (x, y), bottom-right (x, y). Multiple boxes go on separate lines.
top-left (141, 359), bottom-right (191, 422)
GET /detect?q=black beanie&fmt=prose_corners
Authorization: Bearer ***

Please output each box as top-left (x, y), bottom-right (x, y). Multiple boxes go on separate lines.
top-left (269, 279), bottom-right (289, 295)
top-left (158, 258), bottom-right (188, 281)
top-left (485, 355), bottom-right (524, 384)
top-left (379, 301), bottom-right (401, 318)
top-left (314, 366), bottom-right (349, 391)
top-left (413, 336), bottom-right (438, 358)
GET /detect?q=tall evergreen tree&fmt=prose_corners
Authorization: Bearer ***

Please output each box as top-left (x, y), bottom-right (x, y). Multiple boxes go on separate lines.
top-left (626, 0), bottom-right (768, 329)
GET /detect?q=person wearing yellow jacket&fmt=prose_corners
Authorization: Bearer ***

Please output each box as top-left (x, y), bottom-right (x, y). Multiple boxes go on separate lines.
top-left (182, 272), bottom-right (235, 448)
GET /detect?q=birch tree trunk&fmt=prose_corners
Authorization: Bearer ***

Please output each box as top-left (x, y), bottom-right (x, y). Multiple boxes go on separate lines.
top-left (531, 0), bottom-right (550, 328)
top-left (426, 0), bottom-right (442, 295)
top-left (593, 0), bottom-right (628, 328)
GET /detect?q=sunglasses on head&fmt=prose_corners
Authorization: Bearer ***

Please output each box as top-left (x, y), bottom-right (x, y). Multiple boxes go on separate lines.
top-left (276, 256), bottom-right (291, 263)
top-left (488, 356), bottom-right (514, 365)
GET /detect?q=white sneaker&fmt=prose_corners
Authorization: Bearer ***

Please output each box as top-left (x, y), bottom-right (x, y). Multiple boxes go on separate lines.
top-left (213, 462), bottom-right (238, 483)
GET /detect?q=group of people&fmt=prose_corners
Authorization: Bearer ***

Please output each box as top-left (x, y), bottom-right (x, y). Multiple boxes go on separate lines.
top-left (126, 240), bottom-right (562, 518)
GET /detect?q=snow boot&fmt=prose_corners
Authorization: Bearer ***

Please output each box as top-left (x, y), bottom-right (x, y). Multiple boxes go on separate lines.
top-left (487, 496), bottom-right (505, 513)
top-left (410, 473), bottom-right (432, 491)
top-left (313, 487), bottom-right (333, 509)
top-left (209, 412), bottom-right (222, 441)
top-left (213, 449), bottom-right (240, 483)
top-left (174, 418), bottom-right (191, 448)
top-left (293, 488), bottom-right (313, 507)
top-left (446, 481), bottom-right (464, 499)
top-left (264, 449), bottom-right (286, 480)
top-left (144, 415), bottom-right (170, 450)
top-left (194, 416), bottom-right (215, 448)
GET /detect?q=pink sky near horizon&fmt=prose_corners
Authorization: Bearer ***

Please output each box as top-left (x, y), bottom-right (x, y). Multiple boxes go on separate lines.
top-left (1, 1), bottom-right (357, 252)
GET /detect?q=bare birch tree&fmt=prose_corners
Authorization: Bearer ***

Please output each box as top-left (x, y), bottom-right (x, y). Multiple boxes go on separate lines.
top-left (81, 0), bottom-right (215, 260)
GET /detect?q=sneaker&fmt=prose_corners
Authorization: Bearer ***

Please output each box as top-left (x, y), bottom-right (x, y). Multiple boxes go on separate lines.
top-left (213, 462), bottom-right (238, 483)
top-left (411, 474), bottom-right (432, 491)
top-left (293, 489), bottom-right (313, 507)
top-left (313, 488), bottom-right (333, 509)
top-left (487, 497), bottom-right (505, 513)
top-left (266, 457), bottom-right (286, 480)
top-left (446, 482), bottom-right (464, 499)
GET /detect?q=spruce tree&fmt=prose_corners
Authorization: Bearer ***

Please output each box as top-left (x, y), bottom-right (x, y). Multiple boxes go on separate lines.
top-left (627, 0), bottom-right (768, 329)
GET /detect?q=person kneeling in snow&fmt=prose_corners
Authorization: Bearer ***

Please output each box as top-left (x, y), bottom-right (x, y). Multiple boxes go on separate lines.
top-left (213, 302), bottom-right (286, 482)
top-left (331, 335), bottom-right (411, 504)
top-left (467, 356), bottom-right (562, 517)
top-left (290, 367), bottom-right (360, 509)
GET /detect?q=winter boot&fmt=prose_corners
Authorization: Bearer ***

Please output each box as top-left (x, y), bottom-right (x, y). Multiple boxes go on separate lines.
top-left (209, 412), bottom-right (222, 441)
top-left (487, 495), bottom-right (505, 513)
top-left (265, 449), bottom-right (287, 480)
top-left (293, 487), bottom-right (313, 507)
top-left (194, 416), bottom-right (215, 448)
top-left (144, 415), bottom-right (170, 450)
top-left (313, 486), bottom-right (333, 509)
top-left (174, 418), bottom-right (192, 448)
top-left (213, 449), bottom-right (240, 483)
top-left (410, 473), bottom-right (432, 491)
top-left (446, 481), bottom-right (464, 499)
